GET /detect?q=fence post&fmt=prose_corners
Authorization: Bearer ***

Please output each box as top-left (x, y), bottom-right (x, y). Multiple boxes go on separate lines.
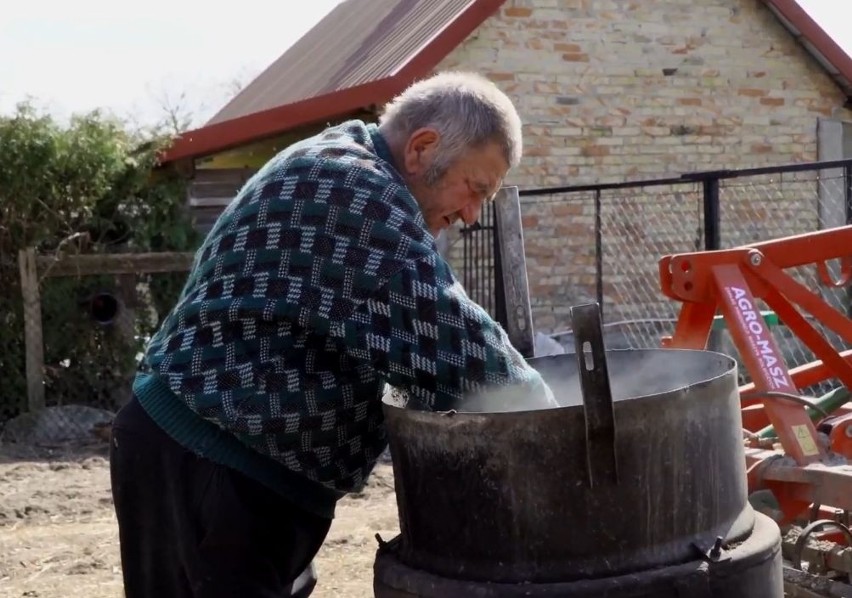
top-left (492, 206), bottom-right (508, 329)
top-left (18, 248), bottom-right (46, 412)
top-left (845, 164), bottom-right (852, 319)
top-left (702, 176), bottom-right (723, 352)
top-left (594, 189), bottom-right (604, 313)
top-left (494, 186), bottom-right (535, 358)
top-left (702, 177), bottom-right (721, 251)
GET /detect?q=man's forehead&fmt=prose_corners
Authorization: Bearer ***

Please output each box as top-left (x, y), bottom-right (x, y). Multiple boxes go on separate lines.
top-left (476, 160), bottom-right (508, 191)
top-left (467, 144), bottom-right (508, 174)
top-left (477, 141), bottom-right (508, 165)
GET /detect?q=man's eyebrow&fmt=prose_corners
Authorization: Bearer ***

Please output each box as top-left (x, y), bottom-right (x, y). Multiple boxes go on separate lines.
top-left (486, 178), bottom-right (503, 194)
top-left (468, 177), bottom-right (488, 193)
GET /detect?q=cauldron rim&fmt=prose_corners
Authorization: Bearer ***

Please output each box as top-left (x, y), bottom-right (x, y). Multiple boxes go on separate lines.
top-left (381, 347), bottom-right (737, 416)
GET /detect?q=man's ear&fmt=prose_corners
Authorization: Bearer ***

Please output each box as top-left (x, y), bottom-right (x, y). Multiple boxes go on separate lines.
top-left (403, 128), bottom-right (440, 175)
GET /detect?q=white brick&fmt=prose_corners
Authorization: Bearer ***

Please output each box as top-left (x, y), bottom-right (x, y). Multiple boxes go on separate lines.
top-left (433, 0), bottom-right (852, 333)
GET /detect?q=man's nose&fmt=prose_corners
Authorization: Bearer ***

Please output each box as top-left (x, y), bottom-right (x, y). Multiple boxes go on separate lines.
top-left (460, 199), bottom-right (483, 226)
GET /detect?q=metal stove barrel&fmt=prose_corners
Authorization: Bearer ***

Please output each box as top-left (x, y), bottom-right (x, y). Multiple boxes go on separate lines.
top-left (374, 304), bottom-right (783, 597)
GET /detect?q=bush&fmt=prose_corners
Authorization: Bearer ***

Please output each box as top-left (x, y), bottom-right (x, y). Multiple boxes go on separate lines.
top-left (0, 103), bottom-right (200, 422)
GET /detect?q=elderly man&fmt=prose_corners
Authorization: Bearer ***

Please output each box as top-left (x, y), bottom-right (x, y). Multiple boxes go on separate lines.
top-left (109, 71), bottom-right (555, 597)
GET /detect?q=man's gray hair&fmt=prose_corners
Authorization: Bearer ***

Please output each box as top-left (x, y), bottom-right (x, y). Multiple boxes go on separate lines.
top-left (378, 72), bottom-right (523, 182)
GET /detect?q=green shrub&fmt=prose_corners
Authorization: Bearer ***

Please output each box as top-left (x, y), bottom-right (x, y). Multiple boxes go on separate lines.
top-left (0, 103), bottom-right (199, 421)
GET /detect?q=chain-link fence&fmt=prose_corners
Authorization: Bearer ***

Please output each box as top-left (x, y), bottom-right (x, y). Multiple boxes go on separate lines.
top-left (517, 180), bottom-right (707, 352)
top-left (2, 251), bottom-right (191, 448)
top-left (446, 177), bottom-right (706, 351)
top-left (714, 165), bottom-right (851, 390)
top-left (450, 158), bottom-right (852, 390)
top-left (7, 159), bottom-right (852, 446)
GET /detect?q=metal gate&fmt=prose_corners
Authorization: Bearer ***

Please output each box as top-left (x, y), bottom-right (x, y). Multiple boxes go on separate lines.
top-left (459, 201), bottom-right (507, 328)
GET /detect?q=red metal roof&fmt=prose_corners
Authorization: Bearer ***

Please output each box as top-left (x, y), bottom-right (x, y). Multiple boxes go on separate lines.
top-left (160, 0), bottom-right (852, 164)
top-left (161, 0), bottom-right (507, 163)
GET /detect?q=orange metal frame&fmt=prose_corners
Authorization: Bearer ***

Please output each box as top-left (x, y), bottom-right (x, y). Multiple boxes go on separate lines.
top-left (659, 226), bottom-right (852, 524)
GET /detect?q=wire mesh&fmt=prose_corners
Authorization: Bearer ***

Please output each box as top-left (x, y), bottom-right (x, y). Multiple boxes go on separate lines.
top-left (452, 183), bottom-right (704, 350)
top-left (451, 163), bottom-right (852, 394)
top-left (716, 169), bottom-right (851, 391)
top-left (8, 162), bottom-right (852, 445)
top-left (597, 183), bottom-right (704, 349)
top-left (2, 270), bottom-right (169, 447)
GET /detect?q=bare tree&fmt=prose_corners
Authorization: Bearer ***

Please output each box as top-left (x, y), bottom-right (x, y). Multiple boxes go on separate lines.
top-left (144, 65), bottom-right (257, 135)
top-left (153, 87), bottom-right (195, 135)
top-left (221, 65), bottom-right (256, 100)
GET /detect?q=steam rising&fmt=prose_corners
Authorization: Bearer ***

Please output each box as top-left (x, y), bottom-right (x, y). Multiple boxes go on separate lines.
top-left (386, 350), bottom-right (731, 414)
top-left (458, 379), bottom-right (559, 413)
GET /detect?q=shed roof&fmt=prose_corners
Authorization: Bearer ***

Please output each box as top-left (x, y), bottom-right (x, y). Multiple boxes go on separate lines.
top-left (160, 0), bottom-right (852, 164)
top-left (162, 0), bottom-right (504, 163)
top-left (762, 0), bottom-right (852, 101)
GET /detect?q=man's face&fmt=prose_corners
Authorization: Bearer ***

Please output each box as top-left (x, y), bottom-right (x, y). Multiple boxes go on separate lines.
top-left (401, 128), bottom-right (509, 236)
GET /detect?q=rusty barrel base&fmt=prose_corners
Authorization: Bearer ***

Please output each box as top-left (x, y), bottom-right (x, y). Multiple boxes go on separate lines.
top-left (373, 512), bottom-right (784, 598)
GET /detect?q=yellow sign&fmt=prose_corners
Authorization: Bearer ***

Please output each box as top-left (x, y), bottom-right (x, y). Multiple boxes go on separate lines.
top-left (792, 424), bottom-right (819, 457)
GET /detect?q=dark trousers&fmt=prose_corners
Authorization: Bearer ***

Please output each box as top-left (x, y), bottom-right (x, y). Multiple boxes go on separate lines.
top-left (110, 396), bottom-right (332, 598)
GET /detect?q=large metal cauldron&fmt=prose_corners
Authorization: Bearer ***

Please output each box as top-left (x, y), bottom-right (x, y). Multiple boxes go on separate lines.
top-left (375, 305), bottom-right (782, 597)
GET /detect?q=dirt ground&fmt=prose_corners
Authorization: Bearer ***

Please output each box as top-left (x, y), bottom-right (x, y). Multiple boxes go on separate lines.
top-left (0, 441), bottom-right (400, 598)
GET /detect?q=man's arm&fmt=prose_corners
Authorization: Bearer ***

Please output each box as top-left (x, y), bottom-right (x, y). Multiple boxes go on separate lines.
top-left (334, 253), bottom-right (556, 411)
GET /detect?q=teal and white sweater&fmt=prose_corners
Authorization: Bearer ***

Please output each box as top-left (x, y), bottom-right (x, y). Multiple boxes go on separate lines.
top-left (134, 120), bottom-right (550, 518)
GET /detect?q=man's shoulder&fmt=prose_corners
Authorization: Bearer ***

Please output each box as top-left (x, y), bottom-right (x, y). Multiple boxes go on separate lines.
top-left (274, 120), bottom-right (387, 174)
top-left (209, 121), bottom-right (435, 264)
top-left (242, 121), bottom-right (432, 249)
top-left (241, 121), bottom-right (401, 206)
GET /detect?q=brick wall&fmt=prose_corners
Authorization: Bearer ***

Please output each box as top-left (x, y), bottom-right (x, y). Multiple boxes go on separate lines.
top-left (434, 0), bottom-right (852, 336)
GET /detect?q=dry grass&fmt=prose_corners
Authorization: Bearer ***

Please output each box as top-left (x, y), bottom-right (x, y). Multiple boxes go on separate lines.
top-left (0, 443), bottom-right (399, 598)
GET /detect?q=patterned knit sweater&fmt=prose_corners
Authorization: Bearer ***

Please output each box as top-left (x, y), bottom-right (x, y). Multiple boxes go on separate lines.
top-left (133, 120), bottom-right (551, 518)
